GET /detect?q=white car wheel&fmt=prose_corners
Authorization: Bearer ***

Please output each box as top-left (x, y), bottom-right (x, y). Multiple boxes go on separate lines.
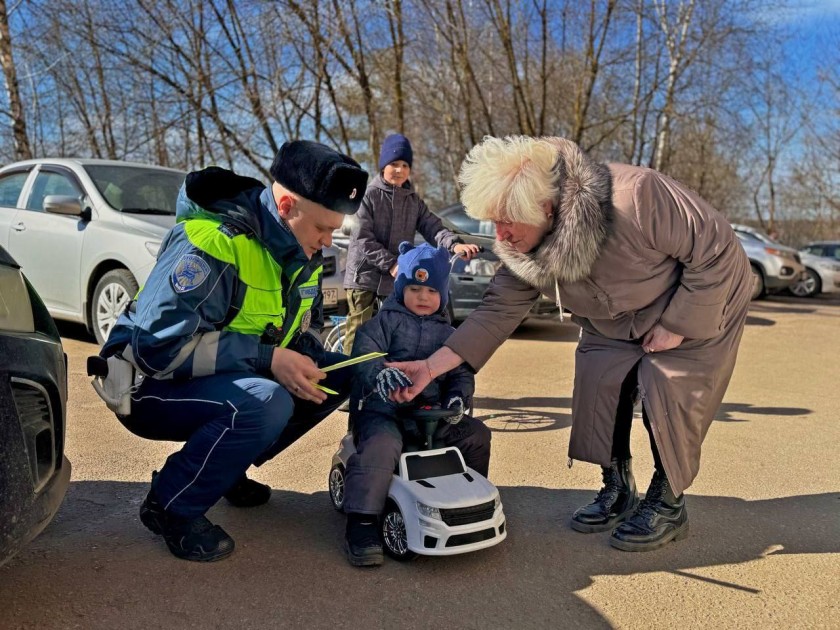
top-left (328, 464), bottom-right (346, 512)
top-left (791, 269), bottom-right (821, 298)
top-left (749, 265), bottom-right (765, 300)
top-left (92, 269), bottom-right (138, 346)
top-left (381, 500), bottom-right (417, 561)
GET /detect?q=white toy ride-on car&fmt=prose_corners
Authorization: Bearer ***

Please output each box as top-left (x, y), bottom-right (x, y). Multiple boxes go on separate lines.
top-left (328, 406), bottom-right (507, 560)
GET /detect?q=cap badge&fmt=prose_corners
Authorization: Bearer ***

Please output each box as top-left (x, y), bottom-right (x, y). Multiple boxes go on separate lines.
top-left (414, 268), bottom-right (429, 282)
top-left (349, 188), bottom-right (357, 199)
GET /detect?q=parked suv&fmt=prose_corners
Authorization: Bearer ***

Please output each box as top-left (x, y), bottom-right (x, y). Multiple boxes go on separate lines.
top-left (0, 245), bottom-right (71, 566)
top-left (0, 159), bottom-right (345, 343)
top-left (731, 224), bottom-right (805, 300)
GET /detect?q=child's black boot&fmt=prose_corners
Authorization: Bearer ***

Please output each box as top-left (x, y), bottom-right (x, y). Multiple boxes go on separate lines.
top-left (344, 513), bottom-right (383, 567)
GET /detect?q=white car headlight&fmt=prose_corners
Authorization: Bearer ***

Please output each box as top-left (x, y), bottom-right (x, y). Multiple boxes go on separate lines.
top-left (459, 259), bottom-right (499, 277)
top-left (416, 502), bottom-right (442, 520)
top-left (145, 241), bottom-right (161, 258)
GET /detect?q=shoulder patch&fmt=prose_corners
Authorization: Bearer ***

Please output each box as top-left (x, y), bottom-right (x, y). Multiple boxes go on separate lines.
top-left (300, 309), bottom-right (312, 333)
top-left (171, 254), bottom-right (211, 294)
top-left (218, 222), bottom-right (244, 238)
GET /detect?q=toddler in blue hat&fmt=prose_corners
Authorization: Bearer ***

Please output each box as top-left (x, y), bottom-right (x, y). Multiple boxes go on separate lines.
top-left (340, 242), bottom-right (492, 567)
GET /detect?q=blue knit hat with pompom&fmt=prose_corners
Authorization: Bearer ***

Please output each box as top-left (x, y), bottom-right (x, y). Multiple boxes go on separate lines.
top-left (393, 241), bottom-right (450, 313)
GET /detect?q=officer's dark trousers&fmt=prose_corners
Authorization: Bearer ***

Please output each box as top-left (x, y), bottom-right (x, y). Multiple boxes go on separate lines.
top-left (121, 352), bottom-right (352, 520)
top-left (343, 413), bottom-right (492, 515)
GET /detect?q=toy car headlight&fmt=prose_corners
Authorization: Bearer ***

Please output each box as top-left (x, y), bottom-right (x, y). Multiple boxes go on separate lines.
top-left (494, 496), bottom-right (502, 510)
top-left (416, 502), bottom-right (442, 520)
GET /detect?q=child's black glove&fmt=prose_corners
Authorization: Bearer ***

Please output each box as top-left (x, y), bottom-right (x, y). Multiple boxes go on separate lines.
top-left (375, 367), bottom-right (413, 402)
top-left (445, 396), bottom-right (465, 424)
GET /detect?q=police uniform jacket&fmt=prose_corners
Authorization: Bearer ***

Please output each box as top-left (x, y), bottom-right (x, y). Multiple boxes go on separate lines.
top-left (101, 168), bottom-right (326, 380)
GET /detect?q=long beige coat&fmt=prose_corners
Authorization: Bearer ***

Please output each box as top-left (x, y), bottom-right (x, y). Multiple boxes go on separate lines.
top-left (447, 139), bottom-right (752, 495)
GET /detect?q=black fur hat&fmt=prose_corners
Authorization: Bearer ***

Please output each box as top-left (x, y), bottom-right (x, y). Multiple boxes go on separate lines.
top-left (270, 140), bottom-right (369, 215)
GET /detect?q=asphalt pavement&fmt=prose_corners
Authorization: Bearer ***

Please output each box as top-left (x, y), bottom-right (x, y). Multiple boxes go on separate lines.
top-left (0, 295), bottom-right (837, 629)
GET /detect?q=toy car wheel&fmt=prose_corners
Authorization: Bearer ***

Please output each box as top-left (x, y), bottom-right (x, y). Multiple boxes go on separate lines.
top-left (380, 500), bottom-right (417, 561)
top-left (328, 464), bottom-right (346, 512)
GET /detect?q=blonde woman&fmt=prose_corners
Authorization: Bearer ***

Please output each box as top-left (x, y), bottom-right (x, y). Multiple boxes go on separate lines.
top-left (387, 135), bottom-right (752, 552)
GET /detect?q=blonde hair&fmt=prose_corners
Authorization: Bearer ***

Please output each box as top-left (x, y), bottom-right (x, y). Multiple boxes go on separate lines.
top-left (458, 135), bottom-right (559, 225)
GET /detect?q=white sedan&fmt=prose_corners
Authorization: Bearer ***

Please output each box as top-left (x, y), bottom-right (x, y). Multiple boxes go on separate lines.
top-left (792, 251), bottom-right (840, 297)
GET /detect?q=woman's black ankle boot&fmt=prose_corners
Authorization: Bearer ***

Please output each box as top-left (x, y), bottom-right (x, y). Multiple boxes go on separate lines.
top-left (610, 469), bottom-right (689, 551)
top-left (570, 458), bottom-right (639, 533)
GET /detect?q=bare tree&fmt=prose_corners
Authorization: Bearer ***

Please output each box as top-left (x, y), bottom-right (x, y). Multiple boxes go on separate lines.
top-left (0, 0), bottom-right (32, 159)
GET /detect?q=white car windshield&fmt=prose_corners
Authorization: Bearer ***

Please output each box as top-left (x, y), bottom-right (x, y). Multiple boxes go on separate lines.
top-left (84, 165), bottom-right (185, 215)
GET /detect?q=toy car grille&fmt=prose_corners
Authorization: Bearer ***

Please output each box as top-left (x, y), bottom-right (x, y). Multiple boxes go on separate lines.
top-left (445, 528), bottom-right (496, 547)
top-left (439, 500), bottom-right (495, 526)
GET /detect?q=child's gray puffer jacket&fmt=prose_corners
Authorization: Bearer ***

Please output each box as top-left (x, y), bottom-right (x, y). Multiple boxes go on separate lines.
top-left (343, 174), bottom-right (462, 296)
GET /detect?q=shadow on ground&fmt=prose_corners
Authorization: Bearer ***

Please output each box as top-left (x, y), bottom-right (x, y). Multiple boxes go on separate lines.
top-left (472, 395), bottom-right (810, 432)
top-left (474, 396), bottom-right (573, 433)
top-left (716, 401), bottom-right (812, 422)
top-left (1, 481), bottom-right (835, 629)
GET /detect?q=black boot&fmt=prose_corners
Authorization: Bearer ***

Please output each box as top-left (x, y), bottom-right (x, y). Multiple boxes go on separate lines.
top-left (344, 513), bottom-right (383, 567)
top-left (610, 469), bottom-right (689, 552)
top-left (571, 458), bottom-right (639, 533)
top-left (140, 476), bottom-right (235, 562)
top-left (224, 475), bottom-right (271, 507)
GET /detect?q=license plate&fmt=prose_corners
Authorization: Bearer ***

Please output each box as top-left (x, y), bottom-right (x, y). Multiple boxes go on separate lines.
top-left (323, 288), bottom-right (338, 306)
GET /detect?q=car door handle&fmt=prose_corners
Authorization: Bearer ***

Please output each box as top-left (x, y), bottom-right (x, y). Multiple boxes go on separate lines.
top-left (454, 275), bottom-right (474, 282)
top-left (12, 221), bottom-right (25, 232)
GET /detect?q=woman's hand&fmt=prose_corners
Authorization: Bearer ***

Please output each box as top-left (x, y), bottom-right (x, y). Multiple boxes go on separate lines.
top-left (389, 263), bottom-right (399, 278)
top-left (642, 324), bottom-right (684, 354)
top-left (270, 347), bottom-right (328, 403)
top-left (383, 359), bottom-right (432, 403)
top-left (375, 367), bottom-right (413, 401)
top-left (453, 243), bottom-right (480, 261)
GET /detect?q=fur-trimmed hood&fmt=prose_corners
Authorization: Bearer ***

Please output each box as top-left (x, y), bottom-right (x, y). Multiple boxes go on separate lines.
top-left (493, 138), bottom-right (613, 285)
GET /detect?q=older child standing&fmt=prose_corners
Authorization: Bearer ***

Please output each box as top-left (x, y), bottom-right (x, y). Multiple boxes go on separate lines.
top-left (342, 242), bottom-right (491, 567)
top-left (342, 134), bottom-right (478, 354)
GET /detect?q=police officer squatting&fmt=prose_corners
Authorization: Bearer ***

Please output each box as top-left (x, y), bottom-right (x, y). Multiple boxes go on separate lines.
top-left (96, 141), bottom-right (369, 562)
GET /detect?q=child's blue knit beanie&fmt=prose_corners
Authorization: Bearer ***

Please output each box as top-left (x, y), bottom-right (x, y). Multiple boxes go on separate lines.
top-left (394, 241), bottom-right (450, 312)
top-left (378, 134), bottom-right (414, 171)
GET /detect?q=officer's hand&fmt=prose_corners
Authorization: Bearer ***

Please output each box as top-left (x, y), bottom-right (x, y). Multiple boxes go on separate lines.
top-left (445, 396), bottom-right (465, 424)
top-left (375, 367), bottom-right (413, 402)
top-left (270, 347), bottom-right (327, 403)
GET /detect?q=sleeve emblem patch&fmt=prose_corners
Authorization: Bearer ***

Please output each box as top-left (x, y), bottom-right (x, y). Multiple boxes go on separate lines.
top-left (171, 254), bottom-right (211, 293)
top-left (300, 309), bottom-right (312, 333)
